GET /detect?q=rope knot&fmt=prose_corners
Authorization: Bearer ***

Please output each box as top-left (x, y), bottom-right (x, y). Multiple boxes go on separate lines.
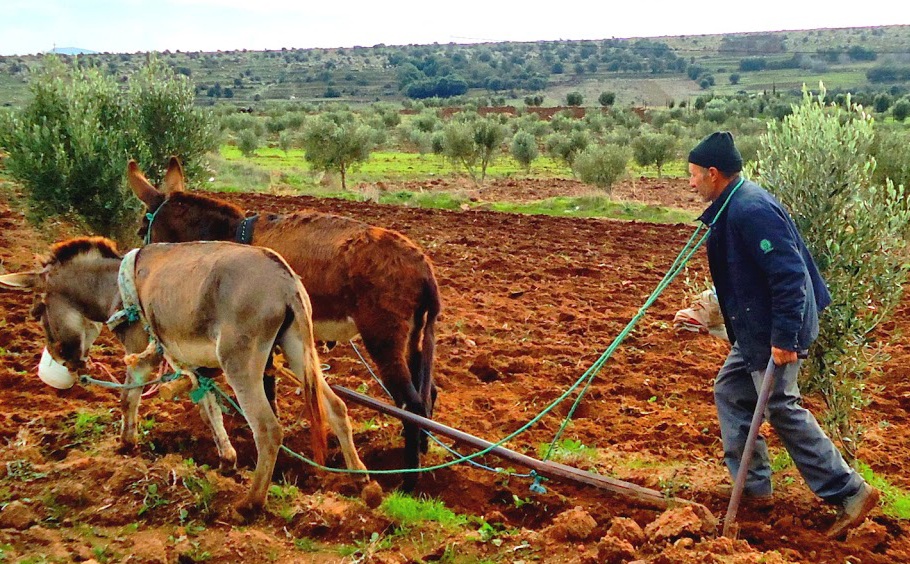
top-left (529, 471), bottom-right (548, 494)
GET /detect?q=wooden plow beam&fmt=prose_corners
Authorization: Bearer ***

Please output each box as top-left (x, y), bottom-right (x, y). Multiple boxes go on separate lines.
top-left (331, 385), bottom-right (717, 527)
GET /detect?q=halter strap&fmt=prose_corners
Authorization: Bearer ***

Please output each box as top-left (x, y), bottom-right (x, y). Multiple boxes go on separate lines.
top-left (144, 199), bottom-right (169, 245)
top-left (235, 215), bottom-right (259, 245)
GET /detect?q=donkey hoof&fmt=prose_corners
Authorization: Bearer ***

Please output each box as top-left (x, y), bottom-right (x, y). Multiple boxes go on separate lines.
top-left (400, 474), bottom-right (418, 493)
top-left (218, 460), bottom-right (239, 477)
top-left (361, 480), bottom-right (384, 509)
top-left (233, 498), bottom-right (263, 521)
top-left (116, 441), bottom-right (138, 455)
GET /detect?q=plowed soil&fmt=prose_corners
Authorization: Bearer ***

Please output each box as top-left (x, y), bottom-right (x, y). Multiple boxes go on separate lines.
top-left (1, 177), bottom-right (908, 563)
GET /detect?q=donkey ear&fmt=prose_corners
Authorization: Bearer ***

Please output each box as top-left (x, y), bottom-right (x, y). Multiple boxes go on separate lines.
top-left (126, 160), bottom-right (163, 208)
top-left (162, 156), bottom-right (186, 194)
top-left (0, 272), bottom-right (39, 290)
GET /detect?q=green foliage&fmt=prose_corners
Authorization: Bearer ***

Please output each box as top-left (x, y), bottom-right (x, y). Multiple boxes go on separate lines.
top-left (300, 111), bottom-right (374, 190)
top-left (573, 143), bottom-right (630, 194)
top-left (892, 98), bottom-right (910, 122)
top-left (538, 438), bottom-right (597, 464)
top-left (631, 132), bottom-right (677, 177)
top-left (566, 91), bottom-right (583, 106)
top-left (857, 462), bottom-right (910, 519)
top-left (755, 85), bottom-right (910, 459)
top-left (441, 113), bottom-right (505, 184)
top-left (509, 131), bottom-right (538, 171)
top-left (237, 129), bottom-right (261, 157)
top-left (871, 128), bottom-right (910, 190)
top-left (873, 92), bottom-right (892, 113)
top-left (545, 130), bottom-right (590, 171)
top-left (380, 491), bottom-right (467, 528)
top-left (0, 55), bottom-right (217, 240)
top-left (127, 58), bottom-right (219, 184)
top-left (598, 91), bottom-right (616, 107)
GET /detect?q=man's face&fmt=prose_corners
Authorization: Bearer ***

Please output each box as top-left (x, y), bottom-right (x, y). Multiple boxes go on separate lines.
top-left (688, 163), bottom-right (716, 202)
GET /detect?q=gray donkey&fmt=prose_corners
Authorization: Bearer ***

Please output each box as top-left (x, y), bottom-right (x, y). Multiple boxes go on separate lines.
top-left (0, 237), bottom-right (367, 512)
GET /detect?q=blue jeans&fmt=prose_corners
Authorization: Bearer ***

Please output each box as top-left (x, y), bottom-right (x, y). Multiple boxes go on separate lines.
top-left (714, 342), bottom-right (863, 502)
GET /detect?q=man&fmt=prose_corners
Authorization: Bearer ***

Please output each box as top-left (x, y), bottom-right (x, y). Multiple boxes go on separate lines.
top-left (689, 131), bottom-right (879, 538)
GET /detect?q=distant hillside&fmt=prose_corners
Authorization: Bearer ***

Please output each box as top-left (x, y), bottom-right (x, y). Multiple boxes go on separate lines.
top-left (0, 25), bottom-right (908, 109)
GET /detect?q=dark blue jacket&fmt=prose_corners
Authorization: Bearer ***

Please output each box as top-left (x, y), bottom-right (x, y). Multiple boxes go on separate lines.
top-left (698, 177), bottom-right (831, 372)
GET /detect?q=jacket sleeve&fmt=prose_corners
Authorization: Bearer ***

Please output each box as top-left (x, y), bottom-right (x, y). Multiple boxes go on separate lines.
top-left (733, 200), bottom-right (808, 351)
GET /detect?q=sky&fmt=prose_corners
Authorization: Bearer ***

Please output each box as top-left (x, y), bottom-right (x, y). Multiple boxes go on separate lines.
top-left (1, 0), bottom-right (908, 56)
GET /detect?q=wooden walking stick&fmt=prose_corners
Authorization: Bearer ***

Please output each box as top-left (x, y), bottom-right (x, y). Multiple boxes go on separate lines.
top-left (722, 357), bottom-right (783, 537)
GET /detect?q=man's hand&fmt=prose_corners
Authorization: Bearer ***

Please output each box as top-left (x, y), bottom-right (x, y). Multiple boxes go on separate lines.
top-left (772, 346), bottom-right (798, 365)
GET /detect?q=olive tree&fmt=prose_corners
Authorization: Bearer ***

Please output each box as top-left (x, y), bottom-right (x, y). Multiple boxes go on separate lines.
top-left (300, 111), bottom-right (374, 190)
top-left (631, 132), bottom-right (677, 177)
top-left (545, 129), bottom-right (590, 173)
top-left (442, 113), bottom-right (506, 184)
top-left (755, 86), bottom-right (910, 460)
top-left (509, 130), bottom-right (539, 172)
top-left (573, 144), bottom-right (630, 194)
top-left (0, 56), bottom-right (217, 240)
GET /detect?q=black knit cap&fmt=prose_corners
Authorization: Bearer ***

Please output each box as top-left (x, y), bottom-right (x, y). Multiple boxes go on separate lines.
top-left (688, 131), bottom-right (743, 174)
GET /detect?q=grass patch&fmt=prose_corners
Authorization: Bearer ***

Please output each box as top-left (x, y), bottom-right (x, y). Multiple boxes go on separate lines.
top-left (770, 449), bottom-right (794, 472)
top-left (205, 148), bottom-right (698, 224)
top-left (489, 195), bottom-right (695, 223)
top-left (538, 438), bottom-right (597, 464)
top-left (857, 462), bottom-right (910, 520)
top-left (379, 190), bottom-right (469, 210)
top-left (65, 409), bottom-right (115, 447)
top-left (379, 491), bottom-right (467, 528)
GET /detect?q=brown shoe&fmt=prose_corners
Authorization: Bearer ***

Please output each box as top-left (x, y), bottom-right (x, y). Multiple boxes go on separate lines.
top-left (826, 483), bottom-right (881, 539)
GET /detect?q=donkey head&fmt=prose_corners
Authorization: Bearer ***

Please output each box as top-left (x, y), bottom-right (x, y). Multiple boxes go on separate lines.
top-left (0, 239), bottom-right (116, 371)
top-left (127, 158), bottom-right (243, 243)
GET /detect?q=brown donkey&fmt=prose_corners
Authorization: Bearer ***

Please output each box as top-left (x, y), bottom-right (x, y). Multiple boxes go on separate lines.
top-left (0, 238), bottom-right (367, 511)
top-left (128, 158), bottom-right (441, 490)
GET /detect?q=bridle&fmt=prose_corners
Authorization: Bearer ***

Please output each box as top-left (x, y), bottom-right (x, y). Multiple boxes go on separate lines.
top-left (143, 199), bottom-right (169, 245)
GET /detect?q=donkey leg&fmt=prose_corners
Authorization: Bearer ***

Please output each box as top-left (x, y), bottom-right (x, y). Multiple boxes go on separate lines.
top-left (317, 377), bottom-right (368, 475)
top-left (264, 352), bottom-right (279, 417)
top-left (280, 327), bottom-right (366, 476)
top-left (118, 360), bottom-right (153, 451)
top-left (190, 376), bottom-right (238, 470)
top-left (361, 331), bottom-right (426, 492)
top-left (220, 349), bottom-right (282, 513)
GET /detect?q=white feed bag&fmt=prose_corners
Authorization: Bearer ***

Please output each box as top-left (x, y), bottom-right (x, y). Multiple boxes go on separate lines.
top-left (37, 348), bottom-right (77, 389)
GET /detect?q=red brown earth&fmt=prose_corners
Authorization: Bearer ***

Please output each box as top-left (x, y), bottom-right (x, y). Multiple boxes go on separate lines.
top-left (1, 176), bottom-right (908, 563)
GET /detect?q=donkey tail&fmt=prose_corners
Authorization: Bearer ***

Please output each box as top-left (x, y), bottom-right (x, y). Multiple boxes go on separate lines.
top-left (290, 278), bottom-right (329, 465)
top-left (415, 273), bottom-right (441, 414)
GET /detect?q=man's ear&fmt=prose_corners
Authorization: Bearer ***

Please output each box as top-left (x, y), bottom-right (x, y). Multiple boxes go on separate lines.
top-left (0, 272), bottom-right (40, 290)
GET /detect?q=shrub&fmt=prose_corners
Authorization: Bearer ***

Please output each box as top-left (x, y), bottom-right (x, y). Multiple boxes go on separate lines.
top-left (755, 86), bottom-right (910, 459)
top-left (510, 131), bottom-right (539, 172)
top-left (237, 130), bottom-right (261, 157)
top-left (573, 144), bottom-right (630, 194)
top-left (871, 128), bottom-right (910, 190)
top-left (631, 133), bottom-right (677, 177)
top-left (0, 56), bottom-right (217, 240)
top-left (598, 91), bottom-right (616, 107)
top-left (892, 98), bottom-right (910, 122)
top-left (566, 91), bottom-right (583, 106)
top-left (545, 130), bottom-right (591, 172)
